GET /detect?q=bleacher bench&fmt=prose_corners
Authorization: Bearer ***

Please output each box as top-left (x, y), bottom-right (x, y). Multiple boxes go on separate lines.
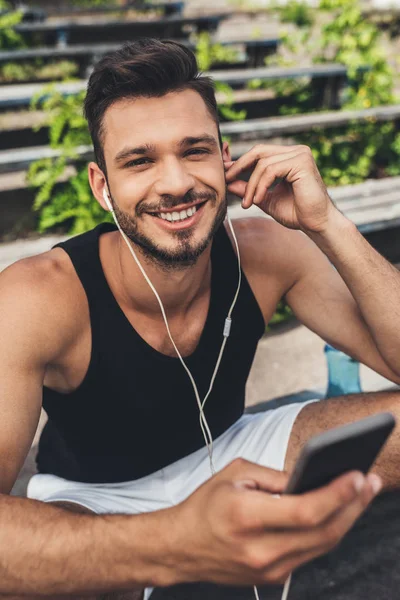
top-left (0, 63), bottom-right (364, 111)
top-left (14, 14), bottom-right (229, 47)
top-left (0, 38), bottom-right (280, 80)
top-left (0, 102), bottom-right (398, 171)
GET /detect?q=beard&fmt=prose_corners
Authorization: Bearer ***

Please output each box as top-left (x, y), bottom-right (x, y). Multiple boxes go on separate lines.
top-left (110, 188), bottom-right (227, 271)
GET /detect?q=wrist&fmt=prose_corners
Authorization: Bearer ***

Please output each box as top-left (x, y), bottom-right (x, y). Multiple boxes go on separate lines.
top-left (305, 206), bottom-right (356, 248)
top-left (142, 504), bottom-right (191, 588)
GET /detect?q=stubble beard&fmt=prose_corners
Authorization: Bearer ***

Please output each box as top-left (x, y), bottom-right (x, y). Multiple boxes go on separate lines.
top-left (110, 190), bottom-right (228, 272)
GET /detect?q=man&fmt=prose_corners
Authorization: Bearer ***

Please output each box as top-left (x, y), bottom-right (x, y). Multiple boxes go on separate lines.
top-left (0, 38), bottom-right (398, 600)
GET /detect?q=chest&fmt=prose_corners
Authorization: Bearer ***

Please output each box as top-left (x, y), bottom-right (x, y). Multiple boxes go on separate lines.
top-left (118, 290), bottom-right (212, 358)
top-left (44, 286), bottom-right (212, 394)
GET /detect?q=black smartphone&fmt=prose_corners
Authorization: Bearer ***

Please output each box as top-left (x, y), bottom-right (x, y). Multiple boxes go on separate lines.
top-left (285, 412), bottom-right (396, 495)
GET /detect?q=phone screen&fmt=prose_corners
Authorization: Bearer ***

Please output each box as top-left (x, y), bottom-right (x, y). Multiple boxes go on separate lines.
top-left (286, 412), bottom-right (396, 495)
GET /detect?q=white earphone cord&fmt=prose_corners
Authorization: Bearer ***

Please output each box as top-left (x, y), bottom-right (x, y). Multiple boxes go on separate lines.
top-left (104, 190), bottom-right (292, 600)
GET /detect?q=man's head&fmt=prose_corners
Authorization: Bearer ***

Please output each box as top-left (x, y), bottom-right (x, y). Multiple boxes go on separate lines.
top-left (85, 39), bottom-right (231, 270)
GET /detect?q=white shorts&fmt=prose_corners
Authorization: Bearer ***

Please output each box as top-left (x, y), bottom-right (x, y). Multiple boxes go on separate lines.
top-left (27, 400), bottom-right (317, 598)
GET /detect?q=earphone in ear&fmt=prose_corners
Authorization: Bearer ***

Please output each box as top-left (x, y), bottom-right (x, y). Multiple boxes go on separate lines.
top-left (103, 187), bottom-right (113, 213)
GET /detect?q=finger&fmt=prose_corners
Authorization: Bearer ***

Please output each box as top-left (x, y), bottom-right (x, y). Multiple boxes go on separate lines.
top-left (274, 474), bottom-right (378, 556)
top-left (243, 150), bottom-right (302, 208)
top-left (242, 158), bottom-right (275, 208)
top-left (226, 153), bottom-right (299, 206)
top-left (225, 144), bottom-right (305, 183)
top-left (226, 179), bottom-right (248, 199)
top-left (223, 458), bottom-right (289, 494)
top-left (240, 471), bottom-right (372, 530)
top-left (251, 475), bottom-right (379, 584)
top-left (252, 170), bottom-right (288, 209)
top-left (250, 154), bottom-right (300, 208)
top-left (257, 543), bottom-right (328, 585)
top-left (224, 160), bottom-right (235, 169)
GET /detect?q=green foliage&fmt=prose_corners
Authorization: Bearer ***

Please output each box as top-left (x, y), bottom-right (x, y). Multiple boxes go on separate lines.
top-left (295, 120), bottom-right (400, 186)
top-left (195, 31), bottom-right (239, 71)
top-left (276, 0), bottom-right (314, 27)
top-left (33, 165), bottom-right (111, 234)
top-left (215, 81), bottom-right (247, 122)
top-left (195, 32), bottom-right (247, 131)
top-left (0, 59), bottom-right (78, 82)
top-left (28, 33), bottom-right (246, 234)
top-left (267, 301), bottom-right (294, 330)
top-left (0, 0), bottom-right (24, 50)
top-left (27, 86), bottom-right (112, 234)
top-left (71, 0), bottom-right (117, 6)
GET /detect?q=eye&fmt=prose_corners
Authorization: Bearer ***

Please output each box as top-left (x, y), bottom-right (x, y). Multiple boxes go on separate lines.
top-left (185, 148), bottom-right (210, 157)
top-left (124, 158), bottom-right (152, 168)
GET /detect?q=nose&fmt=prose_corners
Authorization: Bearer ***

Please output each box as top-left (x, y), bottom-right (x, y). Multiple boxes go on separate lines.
top-left (153, 157), bottom-right (196, 199)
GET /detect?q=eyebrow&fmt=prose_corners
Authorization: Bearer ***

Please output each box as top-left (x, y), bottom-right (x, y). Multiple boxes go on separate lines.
top-left (115, 143), bottom-right (156, 164)
top-left (114, 134), bottom-right (218, 165)
top-left (178, 135), bottom-right (218, 149)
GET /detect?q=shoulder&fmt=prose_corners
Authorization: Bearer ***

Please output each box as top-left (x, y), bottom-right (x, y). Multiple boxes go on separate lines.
top-left (226, 216), bottom-right (315, 288)
top-left (0, 247), bottom-right (87, 365)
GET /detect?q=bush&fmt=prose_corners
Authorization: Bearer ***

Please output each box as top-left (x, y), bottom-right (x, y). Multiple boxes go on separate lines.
top-left (0, 0), bottom-right (24, 50)
top-left (0, 60), bottom-right (78, 83)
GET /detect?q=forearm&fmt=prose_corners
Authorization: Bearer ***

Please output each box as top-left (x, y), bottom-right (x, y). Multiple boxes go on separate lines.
top-left (308, 208), bottom-right (400, 374)
top-left (0, 494), bottom-right (179, 596)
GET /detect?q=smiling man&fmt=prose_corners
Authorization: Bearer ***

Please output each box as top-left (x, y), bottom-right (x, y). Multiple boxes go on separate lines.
top-left (0, 39), bottom-right (400, 600)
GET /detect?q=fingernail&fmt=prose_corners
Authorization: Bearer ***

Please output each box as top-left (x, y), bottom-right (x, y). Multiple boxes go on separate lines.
top-left (367, 473), bottom-right (382, 495)
top-left (353, 473), bottom-right (365, 493)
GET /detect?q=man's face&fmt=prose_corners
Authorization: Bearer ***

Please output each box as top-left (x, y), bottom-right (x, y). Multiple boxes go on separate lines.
top-left (99, 89), bottom-right (230, 269)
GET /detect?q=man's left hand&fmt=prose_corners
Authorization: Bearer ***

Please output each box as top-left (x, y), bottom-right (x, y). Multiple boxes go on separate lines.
top-left (224, 144), bottom-right (337, 234)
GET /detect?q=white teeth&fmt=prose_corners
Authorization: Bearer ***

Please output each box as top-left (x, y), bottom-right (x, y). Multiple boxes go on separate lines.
top-left (157, 204), bottom-right (199, 222)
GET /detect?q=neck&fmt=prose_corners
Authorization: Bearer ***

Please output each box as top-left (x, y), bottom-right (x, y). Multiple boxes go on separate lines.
top-left (113, 233), bottom-right (212, 317)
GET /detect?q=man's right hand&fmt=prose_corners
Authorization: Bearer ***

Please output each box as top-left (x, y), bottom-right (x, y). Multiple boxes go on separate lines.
top-left (165, 458), bottom-right (381, 587)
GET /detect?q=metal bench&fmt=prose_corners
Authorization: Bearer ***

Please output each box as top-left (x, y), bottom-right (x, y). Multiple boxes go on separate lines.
top-left (221, 104), bottom-right (400, 142)
top-left (0, 62), bottom-right (363, 111)
top-left (14, 14), bottom-right (229, 47)
top-left (0, 102), bottom-right (397, 166)
top-left (44, 1), bottom-right (185, 17)
top-left (0, 37), bottom-right (280, 81)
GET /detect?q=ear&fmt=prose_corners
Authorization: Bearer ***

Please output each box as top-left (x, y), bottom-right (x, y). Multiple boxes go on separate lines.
top-left (88, 161), bottom-right (110, 211)
top-left (221, 141), bottom-right (231, 163)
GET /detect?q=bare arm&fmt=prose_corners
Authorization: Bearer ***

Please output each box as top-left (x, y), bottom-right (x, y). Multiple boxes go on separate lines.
top-left (271, 218), bottom-right (400, 384)
top-left (303, 210), bottom-right (400, 378)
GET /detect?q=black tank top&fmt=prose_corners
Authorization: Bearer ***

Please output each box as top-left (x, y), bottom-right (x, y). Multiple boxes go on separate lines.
top-left (36, 222), bottom-right (265, 483)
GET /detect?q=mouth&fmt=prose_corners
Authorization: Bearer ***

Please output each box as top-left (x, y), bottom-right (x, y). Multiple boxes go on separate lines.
top-left (146, 200), bottom-right (207, 229)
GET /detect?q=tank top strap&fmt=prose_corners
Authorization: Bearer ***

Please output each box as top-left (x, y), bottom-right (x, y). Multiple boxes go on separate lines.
top-left (212, 222), bottom-right (265, 339)
top-left (52, 222), bottom-right (116, 311)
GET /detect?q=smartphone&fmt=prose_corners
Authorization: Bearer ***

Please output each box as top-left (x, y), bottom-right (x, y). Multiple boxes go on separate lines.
top-left (285, 412), bottom-right (396, 495)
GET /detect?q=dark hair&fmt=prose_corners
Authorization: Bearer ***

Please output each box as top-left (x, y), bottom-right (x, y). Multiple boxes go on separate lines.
top-left (83, 38), bottom-right (222, 174)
